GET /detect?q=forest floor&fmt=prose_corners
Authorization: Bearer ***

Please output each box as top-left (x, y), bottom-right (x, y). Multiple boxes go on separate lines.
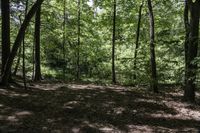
top-left (0, 81), bottom-right (200, 133)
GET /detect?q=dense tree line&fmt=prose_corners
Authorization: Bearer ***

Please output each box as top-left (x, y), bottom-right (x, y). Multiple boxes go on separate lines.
top-left (0, 0), bottom-right (200, 103)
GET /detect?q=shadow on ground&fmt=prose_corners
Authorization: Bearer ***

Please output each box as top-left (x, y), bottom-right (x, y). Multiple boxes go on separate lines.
top-left (0, 83), bottom-right (200, 132)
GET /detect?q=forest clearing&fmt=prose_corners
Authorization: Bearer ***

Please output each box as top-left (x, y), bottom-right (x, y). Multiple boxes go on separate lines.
top-left (0, 82), bottom-right (200, 132)
top-left (1, 0), bottom-right (200, 132)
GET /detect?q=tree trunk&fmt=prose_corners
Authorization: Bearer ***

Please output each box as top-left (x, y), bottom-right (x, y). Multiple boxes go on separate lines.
top-left (1, 0), bottom-right (10, 75)
top-left (34, 5), bottom-right (42, 81)
top-left (184, 0), bottom-right (189, 67)
top-left (184, 0), bottom-right (200, 102)
top-left (133, 1), bottom-right (143, 80)
top-left (1, 0), bottom-right (44, 86)
top-left (147, 0), bottom-right (158, 93)
top-left (22, 0), bottom-right (29, 89)
top-left (63, 0), bottom-right (66, 79)
top-left (184, 0), bottom-right (189, 88)
top-left (112, 0), bottom-right (117, 84)
top-left (76, 0), bottom-right (81, 81)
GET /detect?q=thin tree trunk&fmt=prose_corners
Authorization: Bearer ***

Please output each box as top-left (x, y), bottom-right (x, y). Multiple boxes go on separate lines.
top-left (1, 0), bottom-right (10, 76)
top-left (22, 0), bottom-right (29, 89)
top-left (147, 0), bottom-right (158, 93)
top-left (184, 0), bottom-right (200, 102)
top-left (184, 0), bottom-right (189, 88)
top-left (32, 38), bottom-right (35, 80)
top-left (34, 5), bottom-right (42, 81)
top-left (22, 29), bottom-right (27, 88)
top-left (133, 1), bottom-right (143, 80)
top-left (112, 0), bottom-right (117, 84)
top-left (76, 0), bottom-right (81, 81)
top-left (63, 0), bottom-right (66, 79)
top-left (1, 0), bottom-right (44, 86)
top-left (184, 0), bottom-right (189, 67)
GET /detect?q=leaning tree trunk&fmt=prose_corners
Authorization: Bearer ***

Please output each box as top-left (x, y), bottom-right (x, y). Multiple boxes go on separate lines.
top-left (184, 0), bottom-right (200, 102)
top-left (34, 5), bottom-right (42, 81)
top-left (112, 0), bottom-right (117, 84)
top-left (133, 1), bottom-right (143, 80)
top-left (1, 0), bottom-right (10, 75)
top-left (147, 0), bottom-right (158, 93)
top-left (1, 0), bottom-right (44, 86)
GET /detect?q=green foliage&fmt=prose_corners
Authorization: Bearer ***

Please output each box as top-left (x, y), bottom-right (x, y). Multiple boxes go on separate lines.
top-left (9, 0), bottom-right (188, 85)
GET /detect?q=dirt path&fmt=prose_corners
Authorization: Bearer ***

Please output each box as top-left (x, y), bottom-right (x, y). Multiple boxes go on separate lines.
top-left (0, 83), bottom-right (200, 132)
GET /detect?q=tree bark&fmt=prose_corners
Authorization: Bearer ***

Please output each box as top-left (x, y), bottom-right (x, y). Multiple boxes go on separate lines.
top-left (34, 5), bottom-right (42, 81)
top-left (1, 0), bottom-right (44, 86)
top-left (184, 0), bottom-right (200, 102)
top-left (184, 0), bottom-right (189, 89)
top-left (1, 0), bottom-right (10, 76)
top-left (76, 0), bottom-right (81, 81)
top-left (63, 0), bottom-right (66, 79)
top-left (184, 0), bottom-right (189, 67)
top-left (133, 1), bottom-right (143, 80)
top-left (147, 0), bottom-right (158, 93)
top-left (112, 0), bottom-right (117, 84)
top-left (22, 0), bottom-right (29, 89)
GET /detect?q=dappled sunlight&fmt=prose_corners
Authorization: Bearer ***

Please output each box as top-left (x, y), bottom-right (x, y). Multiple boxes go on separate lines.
top-left (1, 0), bottom-right (200, 132)
top-left (6, 115), bottom-right (19, 122)
top-left (135, 98), bottom-right (157, 104)
top-left (67, 84), bottom-right (105, 90)
top-left (127, 125), bottom-right (154, 132)
top-left (168, 91), bottom-right (183, 97)
top-left (30, 83), bottom-right (66, 91)
top-left (113, 107), bottom-right (125, 115)
top-left (67, 84), bottom-right (129, 92)
top-left (63, 101), bottom-right (79, 109)
top-left (102, 101), bottom-right (115, 108)
top-left (71, 127), bottom-right (80, 133)
top-left (162, 100), bottom-right (200, 121)
top-left (127, 125), bottom-right (199, 133)
top-left (0, 109), bottom-right (33, 132)
top-left (196, 92), bottom-right (200, 97)
top-left (81, 121), bottom-right (121, 133)
top-left (15, 111), bottom-right (33, 118)
top-left (0, 104), bottom-right (4, 107)
top-left (142, 90), bottom-right (200, 123)
top-left (0, 83), bottom-right (200, 132)
top-left (0, 89), bottom-right (29, 98)
top-left (2, 110), bottom-right (33, 122)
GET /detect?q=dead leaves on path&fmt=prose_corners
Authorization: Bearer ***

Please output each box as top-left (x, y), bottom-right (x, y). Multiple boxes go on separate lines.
top-left (0, 83), bottom-right (200, 132)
